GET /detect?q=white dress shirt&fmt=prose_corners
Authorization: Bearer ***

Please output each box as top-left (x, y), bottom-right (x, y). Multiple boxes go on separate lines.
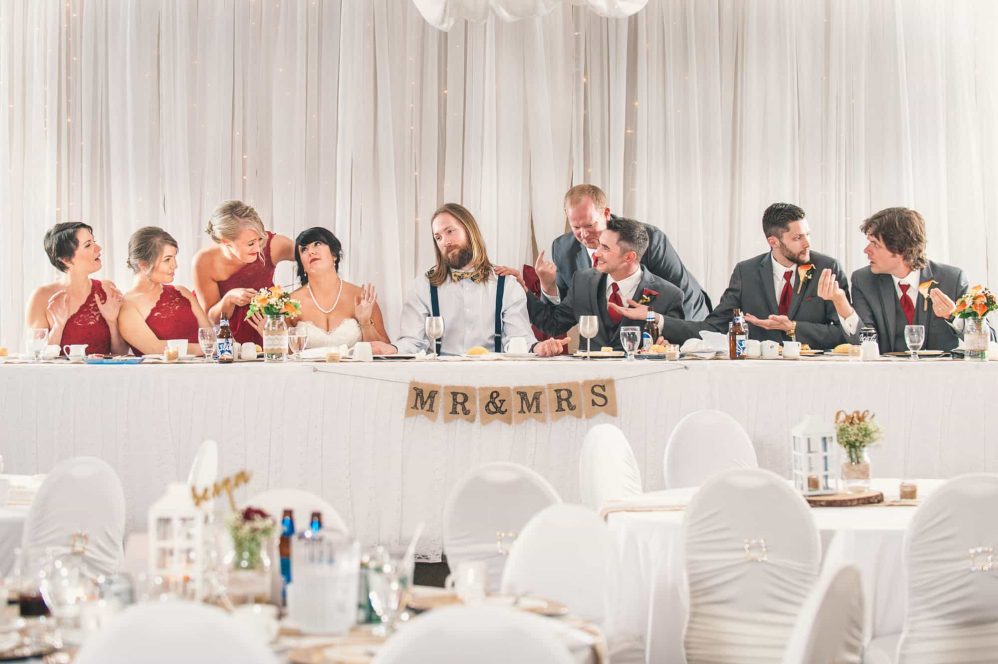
top-left (839, 269), bottom-right (920, 335)
top-left (395, 272), bottom-right (537, 355)
top-left (770, 254), bottom-right (797, 306)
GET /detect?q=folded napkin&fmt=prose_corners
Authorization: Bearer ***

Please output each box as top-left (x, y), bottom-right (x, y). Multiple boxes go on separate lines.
top-left (681, 331), bottom-right (728, 353)
top-left (300, 344), bottom-right (351, 360)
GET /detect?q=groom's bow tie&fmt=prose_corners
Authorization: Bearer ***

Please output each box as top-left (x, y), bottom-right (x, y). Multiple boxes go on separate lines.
top-left (450, 269), bottom-right (485, 283)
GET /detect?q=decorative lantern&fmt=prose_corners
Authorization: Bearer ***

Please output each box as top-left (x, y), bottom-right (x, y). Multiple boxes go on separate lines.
top-left (791, 416), bottom-right (838, 495)
top-left (147, 482), bottom-right (206, 600)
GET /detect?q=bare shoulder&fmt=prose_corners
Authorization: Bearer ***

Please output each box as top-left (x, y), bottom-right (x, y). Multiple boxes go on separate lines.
top-left (289, 284), bottom-right (307, 299)
top-left (27, 282), bottom-right (60, 305)
top-left (100, 279), bottom-right (120, 291)
top-left (192, 245), bottom-right (221, 276)
top-left (175, 285), bottom-right (197, 300)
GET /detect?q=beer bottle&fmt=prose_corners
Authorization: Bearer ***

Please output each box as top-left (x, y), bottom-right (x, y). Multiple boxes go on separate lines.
top-left (644, 311), bottom-right (660, 349)
top-left (279, 509), bottom-right (295, 591)
top-left (217, 316), bottom-right (234, 363)
top-left (729, 308), bottom-right (747, 360)
top-left (309, 511), bottom-right (322, 533)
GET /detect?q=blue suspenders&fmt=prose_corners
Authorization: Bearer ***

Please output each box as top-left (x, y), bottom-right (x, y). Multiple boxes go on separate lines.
top-left (429, 276), bottom-right (506, 354)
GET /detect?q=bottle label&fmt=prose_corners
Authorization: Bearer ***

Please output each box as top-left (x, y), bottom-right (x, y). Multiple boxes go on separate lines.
top-left (735, 334), bottom-right (747, 357)
top-left (217, 337), bottom-right (233, 359)
top-left (642, 332), bottom-right (653, 349)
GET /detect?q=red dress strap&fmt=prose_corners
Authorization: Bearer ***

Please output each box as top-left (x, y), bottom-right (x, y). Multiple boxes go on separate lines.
top-left (61, 280), bottom-right (112, 355)
top-left (215, 231), bottom-right (278, 345)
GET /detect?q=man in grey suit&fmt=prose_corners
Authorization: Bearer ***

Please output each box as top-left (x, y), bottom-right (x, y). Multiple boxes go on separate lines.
top-left (816, 207), bottom-right (981, 353)
top-left (526, 217), bottom-right (684, 351)
top-left (660, 203), bottom-right (851, 350)
top-left (548, 184), bottom-right (710, 320)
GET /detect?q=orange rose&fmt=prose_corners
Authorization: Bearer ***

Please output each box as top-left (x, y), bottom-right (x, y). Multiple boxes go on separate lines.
top-left (955, 300), bottom-right (967, 313)
top-left (269, 285), bottom-right (283, 297)
top-left (974, 302), bottom-right (988, 317)
top-left (283, 301), bottom-right (296, 315)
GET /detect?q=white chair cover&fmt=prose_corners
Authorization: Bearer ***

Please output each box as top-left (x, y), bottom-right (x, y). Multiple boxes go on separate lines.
top-left (683, 468), bottom-right (821, 664)
top-left (186, 439), bottom-right (218, 490)
top-left (247, 488), bottom-right (348, 534)
top-left (896, 473), bottom-right (998, 663)
top-left (783, 564), bottom-right (865, 664)
top-left (443, 462), bottom-right (561, 592)
top-left (664, 409), bottom-right (758, 489)
top-left (500, 504), bottom-right (609, 622)
top-left (372, 605), bottom-right (576, 664)
top-left (74, 601), bottom-right (279, 664)
top-left (21, 456), bottom-right (125, 577)
top-left (579, 423), bottom-right (642, 511)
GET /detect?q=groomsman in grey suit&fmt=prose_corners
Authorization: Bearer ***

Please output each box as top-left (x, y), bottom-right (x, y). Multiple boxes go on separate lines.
top-left (816, 207), bottom-right (982, 353)
top-left (660, 203), bottom-right (851, 350)
top-left (548, 184), bottom-right (711, 320)
top-left (526, 217), bottom-right (685, 351)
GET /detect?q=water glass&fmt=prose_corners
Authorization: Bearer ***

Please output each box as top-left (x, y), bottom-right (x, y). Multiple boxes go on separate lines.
top-left (620, 326), bottom-right (641, 360)
top-left (904, 324), bottom-right (925, 359)
top-left (579, 315), bottom-right (599, 358)
top-left (365, 546), bottom-right (412, 636)
top-left (424, 316), bottom-right (444, 359)
top-left (197, 328), bottom-right (217, 362)
top-left (288, 326), bottom-right (309, 361)
top-left (27, 329), bottom-right (48, 362)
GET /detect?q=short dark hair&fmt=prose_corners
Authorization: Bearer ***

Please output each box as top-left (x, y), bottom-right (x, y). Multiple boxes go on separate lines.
top-left (44, 222), bottom-right (94, 272)
top-left (294, 227), bottom-right (343, 285)
top-left (605, 217), bottom-right (649, 261)
top-left (762, 203), bottom-right (806, 238)
top-left (860, 207), bottom-right (928, 270)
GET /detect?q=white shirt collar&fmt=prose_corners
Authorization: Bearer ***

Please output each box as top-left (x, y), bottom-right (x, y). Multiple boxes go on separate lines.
top-left (606, 266), bottom-right (644, 300)
top-left (892, 269), bottom-right (921, 299)
top-left (770, 253), bottom-right (796, 285)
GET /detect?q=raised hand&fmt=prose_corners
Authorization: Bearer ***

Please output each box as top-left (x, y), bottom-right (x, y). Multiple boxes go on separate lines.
top-left (354, 283), bottom-right (378, 324)
top-left (95, 284), bottom-right (124, 323)
top-left (928, 287), bottom-right (956, 319)
top-left (226, 288), bottom-right (257, 308)
top-left (534, 250), bottom-right (558, 296)
top-left (608, 298), bottom-right (649, 321)
top-left (816, 268), bottom-right (855, 318)
top-left (533, 337), bottom-right (570, 357)
top-left (46, 290), bottom-right (70, 329)
top-left (744, 313), bottom-right (792, 332)
top-left (493, 265), bottom-right (526, 291)
top-left (246, 312), bottom-right (267, 335)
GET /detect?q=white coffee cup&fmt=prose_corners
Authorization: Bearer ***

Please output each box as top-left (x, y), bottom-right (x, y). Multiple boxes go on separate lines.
top-left (352, 341), bottom-right (374, 362)
top-left (240, 343), bottom-right (258, 361)
top-left (166, 339), bottom-right (188, 358)
top-left (761, 340), bottom-right (780, 359)
top-left (507, 337), bottom-right (529, 355)
top-left (62, 344), bottom-right (88, 361)
top-left (43, 344), bottom-right (60, 360)
top-left (745, 339), bottom-right (762, 358)
top-left (783, 341), bottom-right (801, 359)
top-left (860, 339), bottom-right (880, 361)
top-left (445, 560), bottom-right (487, 604)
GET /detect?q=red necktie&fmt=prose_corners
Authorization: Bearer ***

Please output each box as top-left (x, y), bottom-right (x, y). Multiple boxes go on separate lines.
top-left (777, 270), bottom-right (793, 316)
top-left (608, 282), bottom-right (623, 324)
top-left (899, 284), bottom-right (915, 325)
top-left (592, 253), bottom-right (599, 269)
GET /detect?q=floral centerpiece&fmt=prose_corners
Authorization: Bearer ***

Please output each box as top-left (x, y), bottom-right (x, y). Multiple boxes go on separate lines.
top-left (227, 506), bottom-right (276, 570)
top-left (835, 410), bottom-right (882, 492)
top-left (247, 286), bottom-right (301, 362)
top-left (953, 285), bottom-right (997, 360)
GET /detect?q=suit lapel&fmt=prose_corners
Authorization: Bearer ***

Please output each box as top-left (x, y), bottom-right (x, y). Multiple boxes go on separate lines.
top-left (788, 265), bottom-right (813, 320)
top-left (575, 243), bottom-right (592, 273)
top-left (757, 254), bottom-right (779, 316)
top-left (594, 273), bottom-right (615, 342)
top-left (914, 265), bottom-right (931, 345)
top-left (878, 275), bottom-right (898, 344)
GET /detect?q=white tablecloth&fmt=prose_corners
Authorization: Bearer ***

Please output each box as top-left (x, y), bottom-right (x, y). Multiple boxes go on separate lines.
top-left (1, 358), bottom-right (995, 560)
top-left (606, 479), bottom-right (943, 664)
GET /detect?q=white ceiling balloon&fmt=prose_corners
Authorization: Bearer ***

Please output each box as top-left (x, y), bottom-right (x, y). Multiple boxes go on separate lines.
top-left (412, 0), bottom-right (648, 31)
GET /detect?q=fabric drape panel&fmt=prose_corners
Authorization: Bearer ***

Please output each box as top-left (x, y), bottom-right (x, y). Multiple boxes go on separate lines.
top-left (2, 0), bottom-right (997, 351)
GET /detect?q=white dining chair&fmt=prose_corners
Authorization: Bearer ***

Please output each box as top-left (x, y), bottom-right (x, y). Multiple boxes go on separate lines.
top-left (443, 462), bottom-right (561, 592)
top-left (579, 423), bottom-right (643, 511)
top-left (74, 601), bottom-right (279, 663)
top-left (783, 564), bottom-right (865, 664)
top-left (372, 605), bottom-right (576, 664)
top-left (21, 456), bottom-right (126, 577)
top-left (247, 488), bottom-right (348, 534)
top-left (683, 467), bottom-right (821, 663)
top-left (186, 440), bottom-right (219, 493)
top-left (663, 409), bottom-right (758, 489)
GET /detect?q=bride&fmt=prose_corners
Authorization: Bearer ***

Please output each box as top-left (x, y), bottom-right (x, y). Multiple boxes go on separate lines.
top-left (289, 227), bottom-right (393, 352)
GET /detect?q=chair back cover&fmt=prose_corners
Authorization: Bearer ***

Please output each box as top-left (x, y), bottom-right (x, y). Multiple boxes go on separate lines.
top-left (683, 468), bottom-right (821, 663)
top-left (579, 423), bottom-right (642, 510)
top-left (443, 462), bottom-right (561, 592)
top-left (897, 473), bottom-right (998, 663)
top-left (372, 605), bottom-right (576, 664)
top-left (186, 440), bottom-right (219, 491)
top-left (500, 504), bottom-right (609, 622)
top-left (782, 564), bottom-right (865, 664)
top-left (75, 601), bottom-right (279, 664)
top-left (22, 456), bottom-right (125, 577)
top-left (247, 488), bottom-right (348, 534)
top-left (664, 409), bottom-right (757, 489)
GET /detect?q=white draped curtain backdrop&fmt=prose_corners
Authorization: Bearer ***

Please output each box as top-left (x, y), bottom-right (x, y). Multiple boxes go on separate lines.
top-left (2, 0), bottom-right (997, 351)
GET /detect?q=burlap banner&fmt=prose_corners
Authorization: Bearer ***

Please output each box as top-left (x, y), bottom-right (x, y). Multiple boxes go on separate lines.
top-left (405, 379), bottom-right (617, 425)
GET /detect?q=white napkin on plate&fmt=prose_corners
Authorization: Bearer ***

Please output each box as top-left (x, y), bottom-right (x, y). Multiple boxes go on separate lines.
top-left (300, 344), bottom-right (351, 360)
top-left (681, 331), bottom-right (727, 353)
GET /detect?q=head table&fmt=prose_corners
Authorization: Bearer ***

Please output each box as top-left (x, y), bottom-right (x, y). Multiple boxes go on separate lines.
top-left (1, 357), bottom-right (996, 560)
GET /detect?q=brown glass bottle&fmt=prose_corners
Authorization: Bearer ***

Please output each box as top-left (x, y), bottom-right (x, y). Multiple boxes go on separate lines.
top-left (729, 308), bottom-right (747, 359)
top-left (217, 316), bottom-right (234, 363)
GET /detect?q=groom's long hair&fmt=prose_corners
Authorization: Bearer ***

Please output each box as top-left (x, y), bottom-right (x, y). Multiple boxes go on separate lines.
top-left (427, 203), bottom-right (494, 287)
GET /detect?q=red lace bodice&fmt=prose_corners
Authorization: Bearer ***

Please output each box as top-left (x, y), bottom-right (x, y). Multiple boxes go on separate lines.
top-left (129, 285), bottom-right (200, 355)
top-left (61, 280), bottom-right (112, 355)
top-left (216, 231), bottom-right (277, 345)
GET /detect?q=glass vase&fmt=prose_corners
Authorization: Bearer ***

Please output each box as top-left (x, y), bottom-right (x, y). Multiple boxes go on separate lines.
top-left (262, 315), bottom-right (289, 363)
top-left (224, 539), bottom-right (273, 605)
top-left (964, 316), bottom-right (989, 361)
top-left (841, 449), bottom-right (871, 494)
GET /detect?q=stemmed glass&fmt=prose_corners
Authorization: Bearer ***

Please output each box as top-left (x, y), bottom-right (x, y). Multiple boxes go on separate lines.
top-left (27, 329), bottom-right (47, 362)
top-left (620, 326), bottom-right (641, 361)
top-left (197, 328), bottom-right (217, 363)
top-left (366, 546), bottom-right (412, 636)
top-left (424, 316), bottom-right (444, 359)
top-left (904, 324), bottom-right (925, 360)
top-left (288, 326), bottom-right (308, 361)
top-left (579, 316), bottom-right (599, 359)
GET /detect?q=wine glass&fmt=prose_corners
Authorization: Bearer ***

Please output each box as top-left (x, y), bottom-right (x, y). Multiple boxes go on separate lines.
top-left (424, 316), bottom-right (444, 359)
top-left (904, 324), bottom-right (925, 360)
top-left (578, 316), bottom-right (599, 359)
top-left (26, 329), bottom-right (47, 362)
top-left (198, 328), bottom-right (217, 363)
top-left (620, 326), bottom-right (641, 361)
top-left (288, 326), bottom-right (308, 361)
top-left (366, 546), bottom-right (412, 636)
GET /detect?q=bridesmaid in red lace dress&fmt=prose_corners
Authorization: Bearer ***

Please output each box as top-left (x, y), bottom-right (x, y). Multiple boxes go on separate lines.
top-left (119, 227), bottom-right (212, 356)
top-left (192, 200), bottom-right (294, 346)
top-left (25, 222), bottom-right (128, 356)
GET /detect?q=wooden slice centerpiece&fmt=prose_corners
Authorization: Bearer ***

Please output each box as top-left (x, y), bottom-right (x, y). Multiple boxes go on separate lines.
top-left (805, 490), bottom-right (884, 507)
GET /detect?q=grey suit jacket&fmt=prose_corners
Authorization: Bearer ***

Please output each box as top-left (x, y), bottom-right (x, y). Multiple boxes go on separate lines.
top-left (551, 216), bottom-right (710, 320)
top-left (527, 268), bottom-right (685, 351)
top-left (850, 261), bottom-right (969, 353)
top-left (660, 250), bottom-right (850, 350)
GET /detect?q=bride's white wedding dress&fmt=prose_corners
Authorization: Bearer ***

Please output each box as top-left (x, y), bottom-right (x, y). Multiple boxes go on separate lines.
top-left (298, 319), bottom-right (363, 349)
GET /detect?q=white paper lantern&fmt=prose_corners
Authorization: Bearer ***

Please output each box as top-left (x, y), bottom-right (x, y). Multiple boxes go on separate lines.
top-left (791, 416), bottom-right (838, 495)
top-left (147, 482), bottom-right (206, 600)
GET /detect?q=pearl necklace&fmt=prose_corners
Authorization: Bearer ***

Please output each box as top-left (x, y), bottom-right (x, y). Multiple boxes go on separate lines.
top-left (307, 280), bottom-right (343, 314)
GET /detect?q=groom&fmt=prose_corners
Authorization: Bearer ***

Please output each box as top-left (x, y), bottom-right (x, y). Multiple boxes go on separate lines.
top-left (526, 217), bottom-right (684, 351)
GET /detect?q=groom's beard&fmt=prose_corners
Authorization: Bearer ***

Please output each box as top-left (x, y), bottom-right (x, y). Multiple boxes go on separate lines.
top-left (445, 244), bottom-right (474, 270)
top-left (776, 241), bottom-right (810, 266)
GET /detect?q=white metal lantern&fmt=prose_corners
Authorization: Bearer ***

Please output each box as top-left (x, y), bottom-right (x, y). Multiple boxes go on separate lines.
top-left (791, 416), bottom-right (839, 495)
top-left (147, 482), bottom-right (206, 600)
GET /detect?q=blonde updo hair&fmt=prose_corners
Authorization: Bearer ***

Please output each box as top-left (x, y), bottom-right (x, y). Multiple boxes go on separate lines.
top-left (205, 200), bottom-right (267, 246)
top-left (127, 226), bottom-right (178, 273)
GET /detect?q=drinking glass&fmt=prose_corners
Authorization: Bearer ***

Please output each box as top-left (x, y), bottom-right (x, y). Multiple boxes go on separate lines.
top-left (904, 324), bottom-right (925, 360)
top-left (366, 546), bottom-right (412, 636)
top-left (288, 326), bottom-right (308, 361)
top-left (424, 316), bottom-right (444, 360)
top-left (198, 328), bottom-right (217, 363)
top-left (27, 329), bottom-right (48, 362)
top-left (578, 316), bottom-right (599, 359)
top-left (620, 326), bottom-right (641, 360)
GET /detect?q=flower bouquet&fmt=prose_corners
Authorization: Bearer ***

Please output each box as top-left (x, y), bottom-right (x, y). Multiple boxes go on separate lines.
top-left (835, 410), bottom-right (882, 492)
top-left (953, 286), bottom-right (996, 360)
top-left (247, 287), bottom-right (301, 362)
top-left (225, 506), bottom-right (276, 604)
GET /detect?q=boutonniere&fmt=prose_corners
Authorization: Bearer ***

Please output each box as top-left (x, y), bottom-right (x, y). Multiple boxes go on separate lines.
top-left (797, 264), bottom-right (815, 294)
top-left (918, 279), bottom-right (937, 311)
top-left (637, 288), bottom-right (659, 305)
